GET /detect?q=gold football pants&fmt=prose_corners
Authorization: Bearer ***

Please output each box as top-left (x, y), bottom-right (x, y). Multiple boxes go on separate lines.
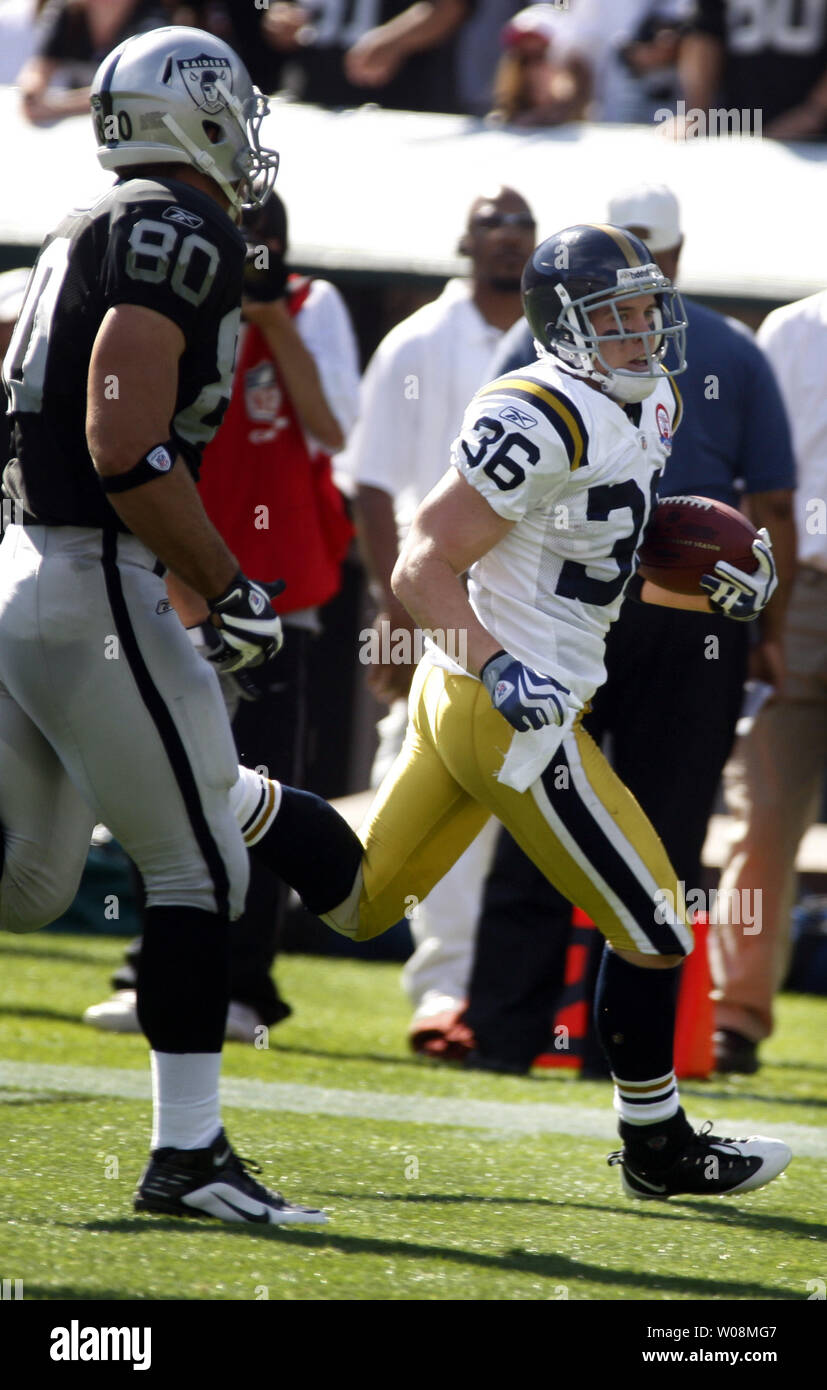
top-left (356, 661), bottom-right (692, 957)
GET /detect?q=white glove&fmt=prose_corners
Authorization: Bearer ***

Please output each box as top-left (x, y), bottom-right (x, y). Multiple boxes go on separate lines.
top-left (699, 529), bottom-right (778, 622)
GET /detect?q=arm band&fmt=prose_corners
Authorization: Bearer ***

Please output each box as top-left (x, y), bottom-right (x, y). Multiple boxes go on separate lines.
top-left (99, 440), bottom-right (177, 495)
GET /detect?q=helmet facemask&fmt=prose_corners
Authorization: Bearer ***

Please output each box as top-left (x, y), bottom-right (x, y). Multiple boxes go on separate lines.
top-left (542, 271), bottom-right (687, 404)
top-left (161, 82), bottom-right (279, 211)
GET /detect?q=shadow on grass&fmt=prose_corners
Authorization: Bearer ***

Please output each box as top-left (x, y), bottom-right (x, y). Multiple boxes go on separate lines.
top-left (316, 1190), bottom-right (820, 1241)
top-left (20, 1284), bottom-right (184, 1300)
top-left (0, 1092), bottom-right (98, 1108)
top-left (761, 1060), bottom-right (827, 1075)
top-left (264, 1040), bottom-right (556, 1079)
top-left (680, 1083), bottom-right (827, 1110)
top-left (64, 1218), bottom-right (802, 1298)
top-left (0, 1005), bottom-right (97, 1027)
top-left (0, 940), bottom-right (119, 967)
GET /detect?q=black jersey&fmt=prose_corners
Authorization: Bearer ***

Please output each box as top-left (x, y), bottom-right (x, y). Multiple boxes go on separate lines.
top-left (687, 0), bottom-right (827, 128)
top-left (2, 176), bottom-right (245, 530)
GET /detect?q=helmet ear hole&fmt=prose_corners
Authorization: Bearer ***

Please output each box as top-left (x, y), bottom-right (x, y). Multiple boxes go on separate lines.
top-left (203, 120), bottom-right (224, 144)
top-left (162, 57), bottom-right (173, 84)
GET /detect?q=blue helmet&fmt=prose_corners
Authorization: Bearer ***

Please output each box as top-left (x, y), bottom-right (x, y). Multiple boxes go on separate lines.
top-left (521, 224), bottom-right (687, 403)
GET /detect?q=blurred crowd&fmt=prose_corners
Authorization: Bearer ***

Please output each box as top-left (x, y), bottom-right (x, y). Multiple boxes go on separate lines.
top-left (4, 0), bottom-right (827, 138)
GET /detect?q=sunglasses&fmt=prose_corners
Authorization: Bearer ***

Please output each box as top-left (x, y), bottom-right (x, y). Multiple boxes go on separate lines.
top-left (471, 212), bottom-right (536, 231)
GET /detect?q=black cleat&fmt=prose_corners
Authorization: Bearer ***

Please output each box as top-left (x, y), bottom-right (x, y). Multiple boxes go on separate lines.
top-left (134, 1128), bottom-right (328, 1225)
top-left (608, 1121), bottom-right (791, 1200)
top-left (713, 1028), bottom-right (760, 1075)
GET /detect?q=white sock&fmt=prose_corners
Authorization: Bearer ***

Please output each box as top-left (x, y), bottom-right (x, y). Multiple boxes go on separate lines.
top-left (229, 765), bottom-right (282, 846)
top-left (150, 1052), bottom-right (222, 1151)
top-left (612, 1070), bottom-right (680, 1126)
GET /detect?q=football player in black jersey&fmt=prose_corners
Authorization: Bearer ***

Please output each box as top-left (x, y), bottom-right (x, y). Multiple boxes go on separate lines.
top-left (0, 26), bottom-right (365, 1226)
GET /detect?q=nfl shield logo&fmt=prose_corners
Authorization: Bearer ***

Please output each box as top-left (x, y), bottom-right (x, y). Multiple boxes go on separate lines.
top-left (245, 362), bottom-right (282, 422)
top-left (655, 403), bottom-right (672, 453)
top-left (178, 55), bottom-right (233, 114)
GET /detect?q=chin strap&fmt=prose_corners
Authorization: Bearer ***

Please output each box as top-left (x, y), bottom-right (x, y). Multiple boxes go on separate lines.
top-left (161, 112), bottom-right (243, 209)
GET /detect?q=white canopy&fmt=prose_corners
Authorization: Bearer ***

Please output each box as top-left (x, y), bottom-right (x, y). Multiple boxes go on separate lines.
top-left (0, 86), bottom-right (824, 302)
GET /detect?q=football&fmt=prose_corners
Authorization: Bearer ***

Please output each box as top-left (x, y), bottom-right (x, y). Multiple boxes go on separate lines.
top-left (636, 495), bottom-right (759, 596)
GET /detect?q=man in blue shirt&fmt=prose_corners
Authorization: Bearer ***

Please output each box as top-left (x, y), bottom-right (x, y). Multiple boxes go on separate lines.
top-left (462, 185), bottom-right (797, 1076)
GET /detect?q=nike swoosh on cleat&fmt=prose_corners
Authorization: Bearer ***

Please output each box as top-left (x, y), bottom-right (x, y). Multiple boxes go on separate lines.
top-left (213, 1147), bottom-right (232, 1166)
top-left (215, 1194), bottom-right (270, 1223)
top-left (629, 1171), bottom-right (668, 1193)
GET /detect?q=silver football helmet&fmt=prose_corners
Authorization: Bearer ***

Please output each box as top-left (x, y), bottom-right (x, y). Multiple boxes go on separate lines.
top-left (90, 27), bottom-right (279, 211)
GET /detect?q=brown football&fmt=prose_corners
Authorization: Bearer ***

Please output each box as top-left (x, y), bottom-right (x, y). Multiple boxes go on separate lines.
top-left (637, 495), bottom-right (759, 596)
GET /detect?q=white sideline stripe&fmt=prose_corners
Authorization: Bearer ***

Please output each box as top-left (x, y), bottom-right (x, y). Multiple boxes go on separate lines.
top-left (1, 1060), bottom-right (825, 1157)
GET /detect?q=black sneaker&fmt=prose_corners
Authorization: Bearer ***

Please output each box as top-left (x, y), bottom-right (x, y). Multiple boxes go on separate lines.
top-left (134, 1129), bottom-right (328, 1225)
top-left (714, 1028), bottom-right (760, 1075)
top-left (608, 1122), bottom-right (791, 1200)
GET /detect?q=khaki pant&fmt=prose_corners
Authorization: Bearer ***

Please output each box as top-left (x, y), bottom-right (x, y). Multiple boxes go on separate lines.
top-left (356, 659), bottom-right (692, 957)
top-left (710, 567), bottom-right (827, 1041)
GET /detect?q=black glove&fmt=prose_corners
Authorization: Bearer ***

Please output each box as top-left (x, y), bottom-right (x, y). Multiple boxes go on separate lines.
top-left (242, 247), bottom-right (289, 302)
top-left (206, 573), bottom-right (285, 674)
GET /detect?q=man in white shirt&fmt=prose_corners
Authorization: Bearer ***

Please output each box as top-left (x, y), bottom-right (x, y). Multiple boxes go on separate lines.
top-left (343, 187), bottom-right (536, 1050)
top-left (712, 291), bottom-right (827, 1073)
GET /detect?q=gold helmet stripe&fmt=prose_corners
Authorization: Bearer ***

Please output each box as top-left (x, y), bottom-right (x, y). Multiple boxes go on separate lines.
top-left (589, 223), bottom-right (646, 267)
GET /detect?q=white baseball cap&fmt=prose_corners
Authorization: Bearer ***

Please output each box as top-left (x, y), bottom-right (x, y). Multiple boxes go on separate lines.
top-left (606, 184), bottom-right (682, 254)
top-left (501, 5), bottom-right (562, 50)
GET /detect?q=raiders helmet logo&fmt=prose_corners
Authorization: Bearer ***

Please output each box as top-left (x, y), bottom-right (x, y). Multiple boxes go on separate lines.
top-left (178, 55), bottom-right (233, 114)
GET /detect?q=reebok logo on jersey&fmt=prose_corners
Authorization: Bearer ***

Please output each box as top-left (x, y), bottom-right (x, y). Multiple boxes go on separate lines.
top-left (155, 598), bottom-right (172, 615)
top-left (162, 206), bottom-right (204, 230)
top-left (146, 446), bottom-right (173, 473)
top-left (493, 679), bottom-right (515, 706)
top-left (500, 405), bottom-right (538, 430)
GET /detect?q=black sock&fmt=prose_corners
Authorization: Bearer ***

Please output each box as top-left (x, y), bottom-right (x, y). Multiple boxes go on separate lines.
top-left (137, 906), bottom-right (229, 1053)
top-left (594, 946), bottom-right (681, 1080)
top-left (249, 786), bottom-right (363, 914)
top-left (621, 1107), bottom-right (694, 1168)
top-left (594, 946), bottom-right (692, 1162)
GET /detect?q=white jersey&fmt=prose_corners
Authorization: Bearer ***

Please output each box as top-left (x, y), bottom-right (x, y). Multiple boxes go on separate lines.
top-left (429, 358), bottom-right (682, 709)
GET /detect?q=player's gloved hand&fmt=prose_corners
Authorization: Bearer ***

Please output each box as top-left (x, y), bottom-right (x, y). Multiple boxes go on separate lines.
top-left (699, 529), bottom-right (778, 622)
top-left (206, 573), bottom-right (285, 673)
top-left (480, 649), bottom-right (574, 732)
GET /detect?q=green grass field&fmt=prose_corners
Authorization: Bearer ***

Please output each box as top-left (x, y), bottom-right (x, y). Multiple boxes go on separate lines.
top-left (1, 931), bottom-right (825, 1304)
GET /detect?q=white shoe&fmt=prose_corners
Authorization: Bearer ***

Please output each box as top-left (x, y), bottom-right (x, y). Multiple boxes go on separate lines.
top-left (609, 1121), bottom-right (792, 1199)
top-left (83, 989), bottom-right (140, 1033)
top-left (83, 991), bottom-right (266, 1044)
top-left (409, 992), bottom-right (465, 1028)
top-left (224, 1001), bottom-right (265, 1044)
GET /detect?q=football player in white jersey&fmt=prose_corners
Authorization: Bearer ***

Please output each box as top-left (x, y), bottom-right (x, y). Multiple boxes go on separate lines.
top-left (320, 224), bottom-right (789, 1201)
